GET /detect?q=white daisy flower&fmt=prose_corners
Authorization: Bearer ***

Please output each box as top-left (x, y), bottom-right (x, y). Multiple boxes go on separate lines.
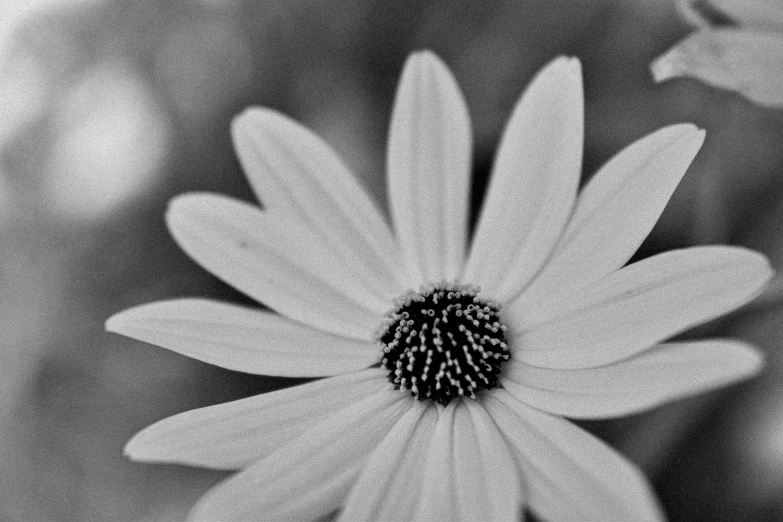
top-left (107, 51), bottom-right (772, 521)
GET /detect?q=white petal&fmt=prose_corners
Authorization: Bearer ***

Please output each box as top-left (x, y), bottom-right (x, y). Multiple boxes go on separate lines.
top-left (651, 29), bottom-right (783, 107)
top-left (677, 0), bottom-right (783, 31)
top-left (505, 124), bottom-right (705, 317)
top-left (482, 389), bottom-right (665, 522)
top-left (166, 193), bottom-right (386, 339)
top-left (189, 384), bottom-right (412, 521)
top-left (463, 57), bottom-right (583, 302)
top-left (125, 368), bottom-right (389, 469)
top-left (503, 339), bottom-right (763, 419)
top-left (106, 299), bottom-right (379, 377)
top-left (512, 246), bottom-right (772, 369)
top-left (413, 400), bottom-right (523, 522)
top-left (338, 402), bottom-right (436, 522)
top-left (232, 107), bottom-right (412, 298)
top-left (387, 51), bottom-right (472, 284)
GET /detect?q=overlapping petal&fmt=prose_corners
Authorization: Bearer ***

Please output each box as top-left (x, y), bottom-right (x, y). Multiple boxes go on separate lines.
top-left (338, 402), bottom-right (436, 521)
top-left (511, 246), bottom-right (771, 369)
top-left (483, 389), bottom-right (664, 522)
top-left (232, 108), bottom-right (412, 299)
top-left (651, 29), bottom-right (783, 107)
top-left (387, 51), bottom-right (472, 284)
top-left (463, 57), bottom-right (583, 302)
top-left (125, 368), bottom-right (388, 469)
top-left (188, 386), bottom-right (412, 521)
top-left (503, 340), bottom-right (763, 419)
top-left (505, 124), bottom-right (705, 317)
top-left (413, 400), bottom-right (523, 522)
top-left (106, 299), bottom-right (379, 377)
top-left (677, 0), bottom-right (783, 32)
top-left (166, 193), bottom-right (386, 339)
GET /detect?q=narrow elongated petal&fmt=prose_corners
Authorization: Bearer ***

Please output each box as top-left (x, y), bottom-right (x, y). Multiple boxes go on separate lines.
top-left (387, 51), bottom-right (471, 284)
top-left (463, 57), bottom-right (582, 302)
top-left (413, 400), bottom-right (523, 522)
top-left (338, 402), bottom-right (436, 522)
top-left (106, 299), bottom-right (378, 377)
top-left (166, 193), bottom-right (385, 340)
top-left (651, 29), bottom-right (783, 107)
top-left (232, 108), bottom-right (412, 298)
top-left (512, 246), bottom-right (771, 369)
top-left (189, 386), bottom-right (413, 521)
top-left (505, 124), bottom-right (705, 317)
top-left (503, 340), bottom-right (763, 419)
top-left (125, 368), bottom-right (388, 469)
top-left (482, 389), bottom-right (664, 522)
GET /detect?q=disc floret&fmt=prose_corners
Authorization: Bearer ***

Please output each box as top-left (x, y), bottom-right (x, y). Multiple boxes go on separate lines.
top-left (377, 283), bottom-right (510, 406)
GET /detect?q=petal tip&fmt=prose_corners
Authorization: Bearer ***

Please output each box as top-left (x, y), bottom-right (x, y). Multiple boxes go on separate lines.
top-left (104, 312), bottom-right (124, 333)
top-left (123, 425), bottom-right (173, 464)
top-left (164, 195), bottom-right (190, 231)
top-left (104, 303), bottom-right (153, 336)
top-left (745, 345), bottom-right (766, 377)
top-left (123, 432), bottom-right (149, 461)
top-left (689, 126), bottom-right (707, 153)
top-left (542, 55), bottom-right (583, 80)
top-left (230, 107), bottom-right (256, 136)
top-left (231, 105), bottom-right (256, 125)
top-left (757, 252), bottom-right (775, 277)
top-left (403, 49), bottom-right (451, 80)
top-left (666, 122), bottom-right (706, 159)
top-left (165, 192), bottom-right (195, 216)
top-left (670, 121), bottom-right (706, 141)
top-left (734, 247), bottom-right (775, 284)
top-left (231, 106), bottom-right (287, 136)
top-left (165, 192), bottom-right (224, 228)
top-left (661, 121), bottom-right (703, 138)
top-left (722, 340), bottom-right (766, 381)
top-left (649, 51), bottom-right (678, 83)
top-left (408, 48), bottom-right (442, 64)
top-left (522, 56), bottom-right (583, 114)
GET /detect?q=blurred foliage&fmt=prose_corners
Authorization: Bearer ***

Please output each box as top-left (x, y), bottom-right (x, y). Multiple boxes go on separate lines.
top-left (1, 0), bottom-right (783, 520)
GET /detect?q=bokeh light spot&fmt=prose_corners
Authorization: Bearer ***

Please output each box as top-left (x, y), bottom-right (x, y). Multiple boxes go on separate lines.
top-left (44, 62), bottom-right (171, 221)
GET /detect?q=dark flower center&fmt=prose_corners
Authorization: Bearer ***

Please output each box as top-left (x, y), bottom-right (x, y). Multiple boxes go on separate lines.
top-left (377, 284), bottom-right (509, 406)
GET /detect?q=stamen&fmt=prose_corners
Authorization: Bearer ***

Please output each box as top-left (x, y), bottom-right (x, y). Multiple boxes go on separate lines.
top-left (377, 283), bottom-right (510, 406)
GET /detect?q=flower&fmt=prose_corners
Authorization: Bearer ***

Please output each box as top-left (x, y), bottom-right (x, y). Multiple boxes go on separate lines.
top-left (651, 0), bottom-right (783, 107)
top-left (107, 51), bottom-right (772, 521)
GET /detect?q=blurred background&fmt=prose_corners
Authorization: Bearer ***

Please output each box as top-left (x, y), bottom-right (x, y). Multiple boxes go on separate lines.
top-left (1, 0), bottom-right (783, 520)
